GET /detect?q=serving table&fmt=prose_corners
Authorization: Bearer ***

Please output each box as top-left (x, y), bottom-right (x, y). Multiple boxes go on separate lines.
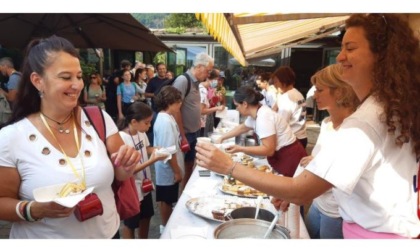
top-left (160, 162), bottom-right (310, 239)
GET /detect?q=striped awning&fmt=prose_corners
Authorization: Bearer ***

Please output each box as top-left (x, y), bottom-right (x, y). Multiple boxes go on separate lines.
top-left (196, 13), bottom-right (350, 66)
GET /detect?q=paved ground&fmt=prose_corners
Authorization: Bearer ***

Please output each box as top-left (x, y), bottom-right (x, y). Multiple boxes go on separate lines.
top-left (0, 120), bottom-right (320, 239)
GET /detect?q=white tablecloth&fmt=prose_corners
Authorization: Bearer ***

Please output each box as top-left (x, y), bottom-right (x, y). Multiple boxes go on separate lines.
top-left (160, 164), bottom-right (310, 239)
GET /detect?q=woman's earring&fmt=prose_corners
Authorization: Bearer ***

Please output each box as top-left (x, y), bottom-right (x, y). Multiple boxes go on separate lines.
top-left (39, 90), bottom-right (44, 98)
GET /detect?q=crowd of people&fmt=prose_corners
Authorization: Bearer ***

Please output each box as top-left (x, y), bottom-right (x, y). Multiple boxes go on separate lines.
top-left (0, 13), bottom-right (419, 239)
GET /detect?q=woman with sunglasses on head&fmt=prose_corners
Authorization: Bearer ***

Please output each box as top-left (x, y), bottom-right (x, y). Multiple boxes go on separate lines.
top-left (197, 14), bottom-right (420, 238)
top-left (83, 72), bottom-right (106, 109)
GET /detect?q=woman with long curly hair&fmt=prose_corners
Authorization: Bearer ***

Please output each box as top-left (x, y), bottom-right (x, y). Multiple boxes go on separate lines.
top-left (196, 13), bottom-right (420, 239)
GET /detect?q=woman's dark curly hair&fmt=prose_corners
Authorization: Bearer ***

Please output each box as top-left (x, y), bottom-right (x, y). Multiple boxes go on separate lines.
top-left (346, 14), bottom-right (420, 158)
top-left (154, 86), bottom-right (182, 112)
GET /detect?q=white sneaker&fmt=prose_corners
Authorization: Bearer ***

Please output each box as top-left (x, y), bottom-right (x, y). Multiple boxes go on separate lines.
top-left (159, 225), bottom-right (165, 234)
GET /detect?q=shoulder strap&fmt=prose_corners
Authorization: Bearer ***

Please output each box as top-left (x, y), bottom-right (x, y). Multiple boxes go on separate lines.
top-left (83, 106), bottom-right (106, 143)
top-left (183, 73), bottom-right (192, 98)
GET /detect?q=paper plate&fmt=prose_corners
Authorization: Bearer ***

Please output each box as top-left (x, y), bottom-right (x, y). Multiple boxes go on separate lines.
top-left (33, 184), bottom-right (95, 208)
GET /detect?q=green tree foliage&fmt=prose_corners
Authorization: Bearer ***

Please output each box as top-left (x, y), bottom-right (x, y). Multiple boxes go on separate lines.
top-left (153, 52), bottom-right (167, 66)
top-left (132, 13), bottom-right (202, 30)
top-left (164, 13), bottom-right (202, 28)
top-left (131, 13), bottom-right (169, 29)
top-left (80, 59), bottom-right (97, 80)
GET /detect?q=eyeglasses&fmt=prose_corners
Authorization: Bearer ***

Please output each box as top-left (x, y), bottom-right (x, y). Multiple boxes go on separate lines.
top-left (90, 76), bottom-right (96, 79)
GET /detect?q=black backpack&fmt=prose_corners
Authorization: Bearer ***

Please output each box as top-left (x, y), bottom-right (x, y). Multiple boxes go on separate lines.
top-left (155, 73), bottom-right (192, 98)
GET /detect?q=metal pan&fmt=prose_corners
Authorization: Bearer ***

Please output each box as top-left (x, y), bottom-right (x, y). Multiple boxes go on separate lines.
top-left (214, 219), bottom-right (291, 239)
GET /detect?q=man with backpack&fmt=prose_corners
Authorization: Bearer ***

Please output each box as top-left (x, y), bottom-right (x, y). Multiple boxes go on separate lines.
top-left (172, 53), bottom-right (214, 191)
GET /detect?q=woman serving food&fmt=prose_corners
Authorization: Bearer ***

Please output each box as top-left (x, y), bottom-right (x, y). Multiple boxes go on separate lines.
top-left (214, 86), bottom-right (306, 177)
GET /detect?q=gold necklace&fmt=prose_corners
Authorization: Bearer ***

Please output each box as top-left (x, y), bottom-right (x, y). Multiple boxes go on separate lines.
top-left (40, 113), bottom-right (86, 190)
top-left (40, 111), bottom-right (73, 134)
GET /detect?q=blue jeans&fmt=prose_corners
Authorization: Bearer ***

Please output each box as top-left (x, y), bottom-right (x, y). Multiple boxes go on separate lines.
top-left (305, 203), bottom-right (343, 239)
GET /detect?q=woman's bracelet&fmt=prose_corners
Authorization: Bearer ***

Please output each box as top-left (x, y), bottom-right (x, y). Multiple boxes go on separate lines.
top-left (25, 201), bottom-right (38, 222)
top-left (15, 201), bottom-right (26, 221)
top-left (16, 201), bottom-right (41, 222)
top-left (227, 162), bottom-right (238, 180)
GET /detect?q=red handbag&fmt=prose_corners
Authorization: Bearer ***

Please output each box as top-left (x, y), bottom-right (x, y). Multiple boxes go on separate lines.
top-left (112, 177), bottom-right (140, 220)
top-left (83, 106), bottom-right (141, 220)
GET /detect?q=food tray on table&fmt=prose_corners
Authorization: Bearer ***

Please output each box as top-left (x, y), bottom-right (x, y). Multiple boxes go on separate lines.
top-left (228, 152), bottom-right (269, 166)
top-left (218, 182), bottom-right (268, 198)
top-left (217, 161), bottom-right (273, 198)
top-left (211, 157), bottom-right (271, 177)
top-left (185, 195), bottom-right (274, 222)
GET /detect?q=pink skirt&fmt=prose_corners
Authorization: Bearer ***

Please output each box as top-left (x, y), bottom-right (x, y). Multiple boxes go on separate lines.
top-left (343, 221), bottom-right (407, 239)
top-left (267, 140), bottom-right (307, 177)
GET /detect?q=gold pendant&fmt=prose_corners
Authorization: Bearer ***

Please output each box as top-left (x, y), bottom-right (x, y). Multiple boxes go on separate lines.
top-left (58, 127), bottom-right (70, 134)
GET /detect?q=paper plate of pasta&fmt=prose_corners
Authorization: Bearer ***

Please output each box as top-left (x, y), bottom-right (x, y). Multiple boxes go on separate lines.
top-left (33, 183), bottom-right (95, 208)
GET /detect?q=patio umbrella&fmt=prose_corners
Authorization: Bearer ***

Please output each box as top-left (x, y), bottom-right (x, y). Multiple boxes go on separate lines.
top-left (0, 13), bottom-right (171, 52)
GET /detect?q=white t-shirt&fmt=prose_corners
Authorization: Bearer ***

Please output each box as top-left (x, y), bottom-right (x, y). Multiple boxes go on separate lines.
top-left (276, 88), bottom-right (307, 140)
top-left (260, 88), bottom-right (277, 109)
top-left (305, 96), bottom-right (420, 237)
top-left (244, 105), bottom-right (296, 151)
top-left (306, 85), bottom-right (316, 109)
top-left (310, 117), bottom-right (340, 218)
top-left (0, 109), bottom-right (120, 238)
top-left (119, 131), bottom-right (152, 201)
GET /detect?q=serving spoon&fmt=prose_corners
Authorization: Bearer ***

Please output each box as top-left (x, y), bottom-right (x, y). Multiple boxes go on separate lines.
top-left (254, 196), bottom-right (263, 219)
top-left (263, 209), bottom-right (282, 239)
